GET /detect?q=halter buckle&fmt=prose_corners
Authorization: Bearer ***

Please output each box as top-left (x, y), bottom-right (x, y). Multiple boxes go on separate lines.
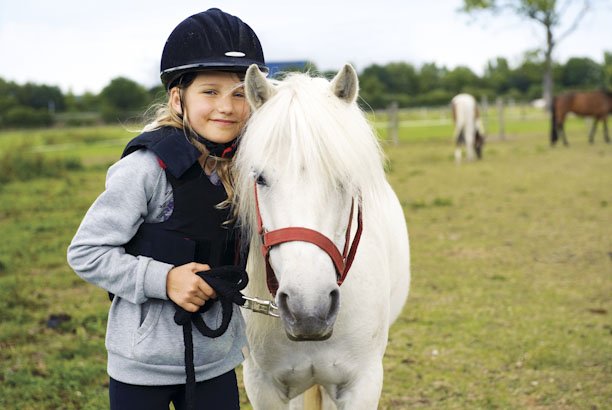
top-left (241, 296), bottom-right (280, 318)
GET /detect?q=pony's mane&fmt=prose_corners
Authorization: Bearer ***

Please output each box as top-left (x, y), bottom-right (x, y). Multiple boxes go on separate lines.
top-left (233, 71), bottom-right (388, 245)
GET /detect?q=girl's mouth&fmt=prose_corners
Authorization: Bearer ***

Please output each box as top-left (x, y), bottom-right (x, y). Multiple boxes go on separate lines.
top-left (212, 119), bottom-right (235, 126)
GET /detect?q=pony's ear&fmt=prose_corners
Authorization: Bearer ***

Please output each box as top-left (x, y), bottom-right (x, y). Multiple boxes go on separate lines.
top-left (330, 64), bottom-right (359, 104)
top-left (245, 64), bottom-right (275, 110)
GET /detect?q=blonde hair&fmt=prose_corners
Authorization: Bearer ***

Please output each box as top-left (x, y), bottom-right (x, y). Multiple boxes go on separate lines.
top-left (143, 75), bottom-right (240, 217)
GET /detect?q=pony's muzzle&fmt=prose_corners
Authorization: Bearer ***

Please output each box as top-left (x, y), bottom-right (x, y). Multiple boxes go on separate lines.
top-left (277, 287), bottom-right (340, 341)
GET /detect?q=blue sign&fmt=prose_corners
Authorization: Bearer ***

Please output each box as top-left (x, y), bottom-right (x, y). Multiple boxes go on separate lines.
top-left (267, 61), bottom-right (308, 78)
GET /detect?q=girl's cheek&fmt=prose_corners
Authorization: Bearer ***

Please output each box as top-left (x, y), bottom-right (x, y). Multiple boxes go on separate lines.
top-left (240, 103), bottom-right (251, 119)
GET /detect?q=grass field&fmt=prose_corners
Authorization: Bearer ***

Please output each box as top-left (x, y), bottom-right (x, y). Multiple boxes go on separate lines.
top-left (0, 111), bottom-right (610, 409)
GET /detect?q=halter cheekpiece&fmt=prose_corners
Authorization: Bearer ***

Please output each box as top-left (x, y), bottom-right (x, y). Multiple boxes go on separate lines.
top-left (253, 181), bottom-right (363, 296)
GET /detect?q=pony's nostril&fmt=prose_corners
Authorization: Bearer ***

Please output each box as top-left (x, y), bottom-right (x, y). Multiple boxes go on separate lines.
top-left (327, 289), bottom-right (340, 319)
top-left (278, 291), bottom-right (288, 308)
top-left (277, 291), bottom-right (295, 321)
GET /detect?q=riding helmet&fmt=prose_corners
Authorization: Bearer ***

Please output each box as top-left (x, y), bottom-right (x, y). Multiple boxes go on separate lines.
top-left (160, 8), bottom-right (268, 90)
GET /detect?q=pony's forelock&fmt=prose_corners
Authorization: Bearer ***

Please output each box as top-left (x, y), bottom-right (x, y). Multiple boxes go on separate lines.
top-left (234, 71), bottom-right (387, 247)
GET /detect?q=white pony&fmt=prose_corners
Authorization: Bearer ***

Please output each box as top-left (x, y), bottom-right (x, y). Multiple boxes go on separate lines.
top-left (451, 93), bottom-right (485, 163)
top-left (233, 64), bottom-right (411, 410)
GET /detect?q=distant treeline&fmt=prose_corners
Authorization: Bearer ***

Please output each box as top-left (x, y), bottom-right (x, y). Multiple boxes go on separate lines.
top-left (1, 53), bottom-right (611, 128)
top-left (357, 53), bottom-right (612, 109)
top-left (0, 76), bottom-right (166, 128)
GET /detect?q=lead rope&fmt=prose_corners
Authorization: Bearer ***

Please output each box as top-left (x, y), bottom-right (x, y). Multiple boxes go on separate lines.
top-left (173, 266), bottom-right (248, 410)
top-left (180, 320), bottom-right (196, 410)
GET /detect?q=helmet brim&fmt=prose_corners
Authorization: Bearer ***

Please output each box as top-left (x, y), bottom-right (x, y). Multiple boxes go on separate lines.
top-left (162, 62), bottom-right (269, 90)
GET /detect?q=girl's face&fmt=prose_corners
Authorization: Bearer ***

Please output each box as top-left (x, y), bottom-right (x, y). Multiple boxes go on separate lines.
top-left (171, 71), bottom-right (250, 144)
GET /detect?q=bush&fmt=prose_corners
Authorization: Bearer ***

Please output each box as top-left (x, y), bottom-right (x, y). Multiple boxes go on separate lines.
top-left (415, 89), bottom-right (454, 107)
top-left (0, 144), bottom-right (82, 184)
top-left (64, 117), bottom-right (99, 127)
top-left (2, 106), bottom-right (54, 128)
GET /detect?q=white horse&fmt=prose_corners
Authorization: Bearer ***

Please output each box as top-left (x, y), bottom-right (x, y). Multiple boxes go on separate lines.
top-left (233, 64), bottom-right (411, 410)
top-left (451, 93), bottom-right (485, 163)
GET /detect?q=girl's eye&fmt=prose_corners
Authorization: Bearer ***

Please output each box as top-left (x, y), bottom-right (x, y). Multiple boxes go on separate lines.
top-left (203, 90), bottom-right (216, 95)
top-left (234, 92), bottom-right (245, 98)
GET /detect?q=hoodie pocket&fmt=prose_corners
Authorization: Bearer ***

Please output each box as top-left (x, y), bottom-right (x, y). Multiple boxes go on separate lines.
top-left (134, 299), bottom-right (164, 344)
top-left (132, 300), bottom-right (234, 367)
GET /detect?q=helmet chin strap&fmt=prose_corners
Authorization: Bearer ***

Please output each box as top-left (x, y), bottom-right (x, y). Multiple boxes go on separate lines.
top-left (193, 133), bottom-right (238, 159)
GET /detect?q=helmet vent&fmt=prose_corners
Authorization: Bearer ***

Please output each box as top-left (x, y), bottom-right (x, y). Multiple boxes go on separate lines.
top-left (225, 51), bottom-right (246, 57)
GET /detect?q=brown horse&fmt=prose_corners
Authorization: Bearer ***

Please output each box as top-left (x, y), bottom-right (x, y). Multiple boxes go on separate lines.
top-left (551, 90), bottom-right (612, 145)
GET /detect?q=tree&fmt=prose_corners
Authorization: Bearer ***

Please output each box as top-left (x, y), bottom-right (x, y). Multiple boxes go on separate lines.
top-left (602, 51), bottom-right (612, 88)
top-left (99, 77), bottom-right (149, 122)
top-left (16, 83), bottom-right (65, 112)
top-left (80, 92), bottom-right (101, 112)
top-left (461, 0), bottom-right (592, 107)
top-left (561, 57), bottom-right (604, 88)
top-left (507, 51), bottom-right (547, 94)
top-left (148, 85), bottom-right (167, 106)
top-left (100, 77), bottom-right (149, 111)
top-left (418, 62), bottom-right (445, 94)
top-left (484, 57), bottom-right (511, 94)
top-left (385, 62), bottom-right (419, 95)
top-left (0, 78), bottom-right (18, 113)
top-left (441, 66), bottom-right (481, 95)
top-left (358, 74), bottom-right (387, 109)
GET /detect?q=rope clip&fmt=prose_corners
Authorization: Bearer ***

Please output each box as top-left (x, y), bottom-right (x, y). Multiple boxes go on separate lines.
top-left (241, 296), bottom-right (280, 318)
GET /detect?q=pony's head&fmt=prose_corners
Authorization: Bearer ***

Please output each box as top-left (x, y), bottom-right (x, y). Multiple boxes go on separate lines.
top-left (234, 64), bottom-right (385, 341)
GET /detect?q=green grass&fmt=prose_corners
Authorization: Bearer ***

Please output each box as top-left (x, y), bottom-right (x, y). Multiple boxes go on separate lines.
top-left (1, 117), bottom-right (611, 409)
top-left (380, 132), bottom-right (612, 409)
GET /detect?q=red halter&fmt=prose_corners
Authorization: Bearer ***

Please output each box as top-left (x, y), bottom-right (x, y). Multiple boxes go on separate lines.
top-left (253, 181), bottom-right (363, 296)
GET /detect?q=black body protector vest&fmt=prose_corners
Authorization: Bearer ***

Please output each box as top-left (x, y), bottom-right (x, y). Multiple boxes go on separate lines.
top-left (120, 127), bottom-right (249, 409)
top-left (121, 127), bottom-right (242, 269)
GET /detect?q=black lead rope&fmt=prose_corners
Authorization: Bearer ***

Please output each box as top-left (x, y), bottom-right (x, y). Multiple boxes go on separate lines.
top-left (173, 266), bottom-right (249, 410)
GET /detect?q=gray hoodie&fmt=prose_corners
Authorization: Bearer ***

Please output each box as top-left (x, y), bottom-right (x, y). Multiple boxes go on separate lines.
top-left (67, 149), bottom-right (248, 385)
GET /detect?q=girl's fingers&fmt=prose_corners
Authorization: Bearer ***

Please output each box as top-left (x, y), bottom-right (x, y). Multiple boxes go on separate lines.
top-left (198, 280), bottom-right (217, 299)
top-left (182, 302), bottom-right (201, 313)
top-left (191, 294), bottom-right (207, 306)
top-left (192, 263), bottom-right (211, 272)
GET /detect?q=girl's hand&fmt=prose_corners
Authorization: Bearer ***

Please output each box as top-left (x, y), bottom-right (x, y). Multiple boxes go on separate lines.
top-left (166, 262), bottom-right (217, 312)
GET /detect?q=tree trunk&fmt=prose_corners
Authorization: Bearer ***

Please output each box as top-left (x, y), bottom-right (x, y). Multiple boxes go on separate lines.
top-left (543, 20), bottom-right (554, 109)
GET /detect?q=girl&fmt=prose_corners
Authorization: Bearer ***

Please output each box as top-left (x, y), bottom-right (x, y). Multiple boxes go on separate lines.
top-left (67, 8), bottom-right (267, 410)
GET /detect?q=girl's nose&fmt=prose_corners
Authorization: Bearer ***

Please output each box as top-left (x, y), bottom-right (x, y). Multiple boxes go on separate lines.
top-left (217, 94), bottom-right (234, 114)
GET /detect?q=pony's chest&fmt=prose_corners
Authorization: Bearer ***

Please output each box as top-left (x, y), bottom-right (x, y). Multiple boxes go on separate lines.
top-left (253, 339), bottom-right (352, 381)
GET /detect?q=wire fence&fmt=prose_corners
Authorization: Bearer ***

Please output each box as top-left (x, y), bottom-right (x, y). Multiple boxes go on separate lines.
top-left (369, 99), bottom-right (563, 144)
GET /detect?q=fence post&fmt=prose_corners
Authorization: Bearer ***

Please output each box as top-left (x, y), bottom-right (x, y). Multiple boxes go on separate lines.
top-left (481, 95), bottom-right (489, 132)
top-left (389, 101), bottom-right (399, 145)
top-left (497, 96), bottom-right (505, 140)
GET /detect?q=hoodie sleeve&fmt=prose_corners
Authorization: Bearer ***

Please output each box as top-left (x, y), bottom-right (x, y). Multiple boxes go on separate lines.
top-left (67, 149), bottom-right (173, 304)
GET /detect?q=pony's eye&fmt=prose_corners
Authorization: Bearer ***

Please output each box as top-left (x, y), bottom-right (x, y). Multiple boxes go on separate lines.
top-left (256, 174), bottom-right (268, 186)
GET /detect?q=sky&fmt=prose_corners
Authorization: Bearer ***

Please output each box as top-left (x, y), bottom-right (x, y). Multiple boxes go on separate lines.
top-left (1, 0), bottom-right (611, 95)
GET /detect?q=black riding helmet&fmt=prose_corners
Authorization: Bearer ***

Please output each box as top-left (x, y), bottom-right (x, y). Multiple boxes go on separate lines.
top-left (160, 8), bottom-right (268, 90)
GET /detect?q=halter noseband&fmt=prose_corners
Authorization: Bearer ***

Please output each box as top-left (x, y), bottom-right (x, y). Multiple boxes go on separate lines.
top-left (253, 181), bottom-right (363, 296)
